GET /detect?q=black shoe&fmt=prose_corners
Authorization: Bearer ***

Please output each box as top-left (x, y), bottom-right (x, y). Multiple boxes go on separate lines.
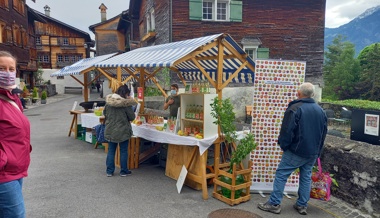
top-left (120, 171), bottom-right (132, 177)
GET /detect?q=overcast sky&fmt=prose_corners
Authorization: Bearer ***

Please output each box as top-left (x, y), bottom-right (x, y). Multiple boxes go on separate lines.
top-left (26, 0), bottom-right (380, 39)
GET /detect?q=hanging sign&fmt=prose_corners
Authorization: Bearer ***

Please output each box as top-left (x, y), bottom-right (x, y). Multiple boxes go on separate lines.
top-left (137, 87), bottom-right (144, 102)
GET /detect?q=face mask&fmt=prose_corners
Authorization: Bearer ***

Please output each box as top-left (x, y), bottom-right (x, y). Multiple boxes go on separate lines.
top-left (0, 71), bottom-right (16, 87)
top-left (171, 90), bottom-right (176, 95)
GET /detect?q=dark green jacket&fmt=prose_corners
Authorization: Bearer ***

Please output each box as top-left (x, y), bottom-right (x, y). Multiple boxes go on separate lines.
top-left (103, 94), bottom-right (137, 143)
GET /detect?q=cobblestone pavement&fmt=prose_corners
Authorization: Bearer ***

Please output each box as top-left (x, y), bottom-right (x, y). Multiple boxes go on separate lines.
top-left (24, 93), bottom-right (374, 218)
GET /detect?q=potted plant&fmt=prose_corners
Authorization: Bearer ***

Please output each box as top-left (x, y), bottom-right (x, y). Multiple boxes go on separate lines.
top-left (32, 87), bottom-right (39, 103)
top-left (41, 90), bottom-right (47, 104)
top-left (210, 97), bottom-right (257, 205)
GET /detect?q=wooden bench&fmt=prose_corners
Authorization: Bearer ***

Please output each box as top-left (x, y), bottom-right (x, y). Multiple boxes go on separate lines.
top-left (64, 86), bottom-right (83, 94)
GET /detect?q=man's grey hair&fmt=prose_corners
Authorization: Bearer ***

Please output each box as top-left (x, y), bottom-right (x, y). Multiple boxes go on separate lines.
top-left (299, 82), bottom-right (315, 98)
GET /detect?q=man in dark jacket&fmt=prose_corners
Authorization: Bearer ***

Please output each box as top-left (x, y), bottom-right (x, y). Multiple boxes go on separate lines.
top-left (258, 82), bottom-right (327, 215)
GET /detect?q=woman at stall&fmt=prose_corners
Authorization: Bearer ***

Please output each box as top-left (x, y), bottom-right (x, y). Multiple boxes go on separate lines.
top-left (103, 85), bottom-right (137, 177)
top-left (0, 51), bottom-right (32, 217)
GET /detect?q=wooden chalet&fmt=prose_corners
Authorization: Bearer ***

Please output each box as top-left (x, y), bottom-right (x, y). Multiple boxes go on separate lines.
top-left (89, 4), bottom-right (128, 56)
top-left (126, 0), bottom-right (326, 85)
top-left (0, 0), bottom-right (43, 87)
top-left (31, 5), bottom-right (93, 70)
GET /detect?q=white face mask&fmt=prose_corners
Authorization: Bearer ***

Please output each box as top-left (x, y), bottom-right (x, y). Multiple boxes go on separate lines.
top-left (0, 71), bottom-right (16, 88)
top-left (171, 90), bottom-right (176, 95)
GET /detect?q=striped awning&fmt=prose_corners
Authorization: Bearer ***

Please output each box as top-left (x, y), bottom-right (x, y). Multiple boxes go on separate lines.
top-left (95, 33), bottom-right (255, 83)
top-left (50, 53), bottom-right (117, 77)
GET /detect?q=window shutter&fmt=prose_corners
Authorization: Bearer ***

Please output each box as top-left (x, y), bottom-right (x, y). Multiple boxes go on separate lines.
top-left (189, 0), bottom-right (202, 20)
top-left (230, 0), bottom-right (242, 22)
top-left (257, 48), bottom-right (270, 59)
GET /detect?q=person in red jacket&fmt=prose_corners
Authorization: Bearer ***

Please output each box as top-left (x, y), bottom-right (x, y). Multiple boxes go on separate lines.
top-left (0, 51), bottom-right (32, 218)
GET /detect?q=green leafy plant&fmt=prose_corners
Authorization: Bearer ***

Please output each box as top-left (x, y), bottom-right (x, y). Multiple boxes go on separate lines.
top-left (210, 97), bottom-right (257, 199)
top-left (322, 98), bottom-right (380, 111)
top-left (41, 90), bottom-right (47, 100)
top-left (32, 87), bottom-right (38, 98)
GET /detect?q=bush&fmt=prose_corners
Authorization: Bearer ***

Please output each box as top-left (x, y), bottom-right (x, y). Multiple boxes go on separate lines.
top-left (41, 90), bottom-right (47, 100)
top-left (32, 87), bottom-right (38, 98)
top-left (322, 99), bottom-right (380, 111)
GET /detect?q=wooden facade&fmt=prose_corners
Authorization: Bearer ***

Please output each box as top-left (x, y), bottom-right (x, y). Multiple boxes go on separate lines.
top-left (89, 14), bottom-right (125, 56)
top-left (31, 8), bottom-right (92, 69)
top-left (0, 0), bottom-right (30, 76)
top-left (128, 0), bottom-right (326, 85)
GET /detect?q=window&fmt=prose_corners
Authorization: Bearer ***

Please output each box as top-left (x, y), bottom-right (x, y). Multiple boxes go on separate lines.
top-left (43, 55), bottom-right (49, 63)
top-left (70, 55), bottom-right (76, 62)
top-left (244, 48), bottom-right (257, 60)
top-left (190, 0), bottom-right (242, 22)
top-left (5, 26), bottom-right (12, 43)
top-left (0, 22), bottom-right (5, 43)
top-left (57, 76), bottom-right (64, 80)
top-left (38, 54), bottom-right (49, 63)
top-left (12, 24), bottom-right (21, 46)
top-left (0, 0), bottom-right (9, 9)
top-left (57, 54), bottom-right (63, 62)
top-left (13, 0), bottom-right (25, 15)
top-left (63, 38), bottom-right (69, 45)
top-left (76, 55), bottom-right (82, 61)
top-left (36, 36), bottom-right (41, 45)
top-left (21, 26), bottom-right (27, 47)
top-left (145, 8), bottom-right (155, 33)
top-left (64, 55), bottom-right (69, 62)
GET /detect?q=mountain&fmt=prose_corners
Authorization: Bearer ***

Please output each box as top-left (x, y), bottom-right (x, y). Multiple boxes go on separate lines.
top-left (324, 5), bottom-right (380, 56)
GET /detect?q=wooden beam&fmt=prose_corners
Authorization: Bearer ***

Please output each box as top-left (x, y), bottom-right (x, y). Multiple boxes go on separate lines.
top-left (221, 40), bottom-right (255, 73)
top-left (117, 67), bottom-right (122, 83)
top-left (151, 77), bottom-right (168, 98)
top-left (145, 67), bottom-right (161, 81)
top-left (195, 54), bottom-right (235, 61)
top-left (219, 61), bottom-right (248, 90)
top-left (139, 68), bottom-right (145, 111)
top-left (70, 75), bottom-right (84, 86)
top-left (172, 40), bottom-right (219, 66)
top-left (190, 57), bottom-right (216, 88)
top-left (170, 67), bottom-right (187, 86)
top-left (216, 38), bottom-right (224, 98)
top-left (97, 68), bottom-right (113, 81)
top-left (83, 72), bottom-right (89, 102)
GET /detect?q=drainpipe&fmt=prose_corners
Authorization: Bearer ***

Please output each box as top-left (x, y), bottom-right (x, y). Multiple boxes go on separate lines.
top-left (169, 0), bottom-right (172, 42)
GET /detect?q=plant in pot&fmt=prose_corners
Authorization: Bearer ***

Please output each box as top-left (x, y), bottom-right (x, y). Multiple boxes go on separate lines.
top-left (210, 97), bottom-right (257, 204)
top-left (41, 90), bottom-right (47, 104)
top-left (31, 87), bottom-right (39, 103)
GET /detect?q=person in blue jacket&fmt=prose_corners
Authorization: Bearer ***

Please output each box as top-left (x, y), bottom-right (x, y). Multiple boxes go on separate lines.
top-left (258, 82), bottom-right (328, 215)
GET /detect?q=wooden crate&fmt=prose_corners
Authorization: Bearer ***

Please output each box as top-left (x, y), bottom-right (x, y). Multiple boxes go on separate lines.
top-left (212, 161), bottom-right (253, 206)
top-left (114, 136), bottom-right (140, 170)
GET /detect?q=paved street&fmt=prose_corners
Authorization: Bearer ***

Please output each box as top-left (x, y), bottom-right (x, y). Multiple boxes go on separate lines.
top-left (22, 94), bottom-right (372, 218)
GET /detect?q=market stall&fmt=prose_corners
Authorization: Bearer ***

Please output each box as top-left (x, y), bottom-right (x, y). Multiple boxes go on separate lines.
top-left (93, 33), bottom-right (255, 199)
top-left (54, 33), bottom-right (255, 200)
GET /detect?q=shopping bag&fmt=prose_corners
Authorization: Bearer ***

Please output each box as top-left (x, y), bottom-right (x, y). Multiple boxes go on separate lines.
top-left (310, 158), bottom-right (332, 201)
top-left (94, 124), bottom-right (107, 143)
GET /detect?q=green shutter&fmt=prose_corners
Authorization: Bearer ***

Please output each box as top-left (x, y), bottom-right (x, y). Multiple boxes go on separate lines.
top-left (230, 0), bottom-right (242, 22)
top-left (257, 48), bottom-right (270, 59)
top-left (189, 0), bottom-right (202, 20)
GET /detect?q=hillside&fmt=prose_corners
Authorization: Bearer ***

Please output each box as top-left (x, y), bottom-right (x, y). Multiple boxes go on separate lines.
top-left (324, 5), bottom-right (380, 56)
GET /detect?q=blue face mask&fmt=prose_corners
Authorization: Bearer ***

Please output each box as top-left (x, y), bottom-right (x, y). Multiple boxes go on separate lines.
top-left (0, 71), bottom-right (16, 87)
top-left (171, 90), bottom-right (176, 95)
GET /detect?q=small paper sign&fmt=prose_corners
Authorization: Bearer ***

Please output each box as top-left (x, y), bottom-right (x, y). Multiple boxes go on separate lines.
top-left (137, 87), bottom-right (144, 102)
top-left (176, 165), bottom-right (188, 194)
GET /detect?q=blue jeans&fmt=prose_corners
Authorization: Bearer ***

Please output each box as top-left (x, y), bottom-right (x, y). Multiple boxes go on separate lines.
top-left (0, 178), bottom-right (25, 218)
top-left (268, 150), bottom-right (317, 207)
top-left (106, 140), bottom-right (129, 175)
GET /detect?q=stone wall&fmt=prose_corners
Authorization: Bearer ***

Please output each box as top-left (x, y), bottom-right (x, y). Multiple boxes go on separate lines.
top-left (323, 135), bottom-right (380, 217)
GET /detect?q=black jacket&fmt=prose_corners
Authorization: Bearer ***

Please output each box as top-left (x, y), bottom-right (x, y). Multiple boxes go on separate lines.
top-left (278, 98), bottom-right (327, 158)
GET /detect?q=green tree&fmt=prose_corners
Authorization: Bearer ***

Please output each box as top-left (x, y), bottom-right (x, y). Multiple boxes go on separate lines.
top-left (323, 35), bottom-right (360, 100)
top-left (357, 43), bottom-right (380, 101)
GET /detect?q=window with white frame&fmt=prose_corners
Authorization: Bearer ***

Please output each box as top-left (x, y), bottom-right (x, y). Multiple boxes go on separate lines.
top-left (202, 0), bottom-right (229, 21)
top-left (57, 54), bottom-right (63, 62)
top-left (36, 36), bottom-right (41, 45)
top-left (244, 46), bottom-right (258, 61)
top-left (43, 55), bottom-right (49, 63)
top-left (62, 38), bottom-right (69, 45)
top-left (145, 8), bottom-right (155, 33)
